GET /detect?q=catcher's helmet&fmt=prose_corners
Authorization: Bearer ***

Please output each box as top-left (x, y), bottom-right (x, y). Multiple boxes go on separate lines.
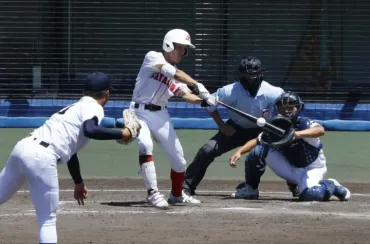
top-left (162, 29), bottom-right (195, 54)
top-left (237, 56), bottom-right (264, 97)
top-left (275, 91), bottom-right (305, 121)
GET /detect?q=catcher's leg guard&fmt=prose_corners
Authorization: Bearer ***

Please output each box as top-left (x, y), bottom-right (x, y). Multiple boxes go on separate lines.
top-left (299, 180), bottom-right (335, 201)
top-left (244, 145), bottom-right (269, 189)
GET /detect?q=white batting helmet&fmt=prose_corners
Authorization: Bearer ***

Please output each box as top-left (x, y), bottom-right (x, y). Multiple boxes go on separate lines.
top-left (162, 29), bottom-right (196, 52)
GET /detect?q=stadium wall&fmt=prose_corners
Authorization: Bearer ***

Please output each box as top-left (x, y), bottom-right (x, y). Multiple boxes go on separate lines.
top-left (0, 99), bottom-right (369, 131)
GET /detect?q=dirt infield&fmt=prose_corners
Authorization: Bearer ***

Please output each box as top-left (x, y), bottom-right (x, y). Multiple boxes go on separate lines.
top-left (0, 179), bottom-right (369, 244)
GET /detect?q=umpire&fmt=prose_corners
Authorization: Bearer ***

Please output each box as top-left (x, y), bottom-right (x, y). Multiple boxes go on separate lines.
top-left (183, 56), bottom-right (294, 198)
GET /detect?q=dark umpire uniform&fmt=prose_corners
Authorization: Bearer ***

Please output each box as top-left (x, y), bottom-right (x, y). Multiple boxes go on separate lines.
top-left (183, 57), bottom-right (285, 195)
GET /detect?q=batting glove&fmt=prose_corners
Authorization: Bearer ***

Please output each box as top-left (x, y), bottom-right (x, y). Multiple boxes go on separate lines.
top-left (195, 83), bottom-right (210, 100)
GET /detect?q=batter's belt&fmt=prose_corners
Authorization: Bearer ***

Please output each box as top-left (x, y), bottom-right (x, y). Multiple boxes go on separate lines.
top-left (134, 103), bottom-right (167, 111)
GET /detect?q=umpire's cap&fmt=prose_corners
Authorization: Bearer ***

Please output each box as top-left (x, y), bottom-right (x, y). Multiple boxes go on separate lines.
top-left (84, 72), bottom-right (112, 92)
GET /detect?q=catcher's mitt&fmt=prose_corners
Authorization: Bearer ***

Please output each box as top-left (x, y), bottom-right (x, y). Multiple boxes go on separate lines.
top-left (260, 115), bottom-right (295, 148)
top-left (117, 109), bottom-right (141, 145)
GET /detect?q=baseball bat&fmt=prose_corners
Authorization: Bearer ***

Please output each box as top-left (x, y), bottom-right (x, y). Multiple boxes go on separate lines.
top-left (217, 101), bottom-right (285, 137)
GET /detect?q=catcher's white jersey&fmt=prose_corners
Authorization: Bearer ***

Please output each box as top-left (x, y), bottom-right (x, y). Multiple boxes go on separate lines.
top-left (31, 96), bottom-right (105, 164)
top-left (132, 51), bottom-right (190, 106)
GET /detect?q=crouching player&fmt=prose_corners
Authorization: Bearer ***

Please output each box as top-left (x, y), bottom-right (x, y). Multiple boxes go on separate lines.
top-left (229, 91), bottom-right (350, 201)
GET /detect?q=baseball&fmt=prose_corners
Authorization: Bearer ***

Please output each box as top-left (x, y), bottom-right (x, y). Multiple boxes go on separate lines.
top-left (256, 117), bottom-right (266, 127)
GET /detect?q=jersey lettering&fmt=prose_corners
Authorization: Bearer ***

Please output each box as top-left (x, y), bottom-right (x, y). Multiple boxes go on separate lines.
top-left (58, 104), bottom-right (76, 115)
top-left (151, 72), bottom-right (172, 87)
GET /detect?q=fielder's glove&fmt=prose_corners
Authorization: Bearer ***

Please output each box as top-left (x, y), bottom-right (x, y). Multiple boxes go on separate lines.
top-left (117, 109), bottom-right (141, 145)
top-left (260, 115), bottom-right (295, 149)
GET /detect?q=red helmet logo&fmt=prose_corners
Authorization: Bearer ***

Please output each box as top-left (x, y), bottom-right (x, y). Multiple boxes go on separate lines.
top-left (185, 35), bottom-right (190, 41)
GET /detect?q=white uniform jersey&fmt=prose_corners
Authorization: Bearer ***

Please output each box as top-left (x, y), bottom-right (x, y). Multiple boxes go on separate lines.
top-left (132, 51), bottom-right (190, 106)
top-left (31, 96), bottom-right (105, 164)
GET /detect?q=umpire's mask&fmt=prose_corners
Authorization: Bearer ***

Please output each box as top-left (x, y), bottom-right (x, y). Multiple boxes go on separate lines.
top-left (237, 57), bottom-right (264, 97)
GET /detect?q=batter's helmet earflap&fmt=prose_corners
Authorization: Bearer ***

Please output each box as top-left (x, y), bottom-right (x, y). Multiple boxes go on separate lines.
top-left (162, 29), bottom-right (196, 52)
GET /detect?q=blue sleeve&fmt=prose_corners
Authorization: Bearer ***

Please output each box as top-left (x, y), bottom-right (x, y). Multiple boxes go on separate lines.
top-left (67, 154), bottom-right (83, 184)
top-left (297, 117), bottom-right (314, 130)
top-left (83, 116), bottom-right (123, 140)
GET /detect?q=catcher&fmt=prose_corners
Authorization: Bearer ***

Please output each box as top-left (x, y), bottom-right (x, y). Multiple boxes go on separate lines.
top-left (229, 91), bottom-right (351, 201)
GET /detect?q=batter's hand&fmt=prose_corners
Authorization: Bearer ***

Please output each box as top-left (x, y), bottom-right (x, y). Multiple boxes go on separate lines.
top-left (206, 95), bottom-right (217, 106)
top-left (229, 152), bottom-right (241, 168)
top-left (195, 83), bottom-right (210, 99)
top-left (74, 182), bottom-right (88, 205)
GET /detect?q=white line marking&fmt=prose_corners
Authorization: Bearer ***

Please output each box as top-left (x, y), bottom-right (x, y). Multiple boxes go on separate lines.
top-left (2, 207), bottom-right (370, 220)
top-left (16, 189), bottom-right (370, 197)
top-left (0, 209), bottom-right (196, 217)
top-left (220, 207), bottom-right (261, 211)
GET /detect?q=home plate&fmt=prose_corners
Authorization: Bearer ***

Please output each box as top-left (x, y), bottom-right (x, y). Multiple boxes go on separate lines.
top-left (219, 207), bottom-right (261, 211)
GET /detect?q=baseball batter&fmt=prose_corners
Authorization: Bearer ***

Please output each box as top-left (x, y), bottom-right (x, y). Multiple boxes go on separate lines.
top-left (0, 72), bottom-right (141, 244)
top-left (229, 92), bottom-right (351, 201)
top-left (130, 28), bottom-right (215, 209)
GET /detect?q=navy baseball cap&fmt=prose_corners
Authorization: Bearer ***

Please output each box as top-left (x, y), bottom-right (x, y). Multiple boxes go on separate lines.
top-left (84, 72), bottom-right (112, 91)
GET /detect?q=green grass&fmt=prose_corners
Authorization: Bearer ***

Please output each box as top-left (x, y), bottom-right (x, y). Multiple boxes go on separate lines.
top-left (0, 129), bottom-right (369, 182)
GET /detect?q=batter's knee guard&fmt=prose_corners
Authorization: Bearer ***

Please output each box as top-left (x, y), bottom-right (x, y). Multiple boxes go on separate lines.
top-left (299, 180), bottom-right (335, 201)
top-left (244, 145), bottom-right (269, 189)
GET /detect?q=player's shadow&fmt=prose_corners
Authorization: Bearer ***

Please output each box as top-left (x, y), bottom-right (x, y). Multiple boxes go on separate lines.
top-left (100, 201), bottom-right (152, 208)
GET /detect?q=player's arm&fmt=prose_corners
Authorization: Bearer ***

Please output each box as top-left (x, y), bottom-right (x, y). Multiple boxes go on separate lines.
top-left (83, 116), bottom-right (131, 140)
top-left (229, 138), bottom-right (258, 168)
top-left (207, 87), bottom-right (236, 135)
top-left (180, 91), bottom-right (202, 104)
top-left (179, 91), bottom-right (213, 107)
top-left (67, 154), bottom-right (83, 184)
top-left (154, 64), bottom-right (209, 98)
top-left (294, 124), bottom-right (325, 139)
top-left (294, 118), bottom-right (325, 140)
top-left (67, 154), bottom-right (88, 205)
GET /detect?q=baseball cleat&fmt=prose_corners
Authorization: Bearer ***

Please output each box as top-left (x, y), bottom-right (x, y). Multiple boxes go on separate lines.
top-left (146, 191), bottom-right (169, 209)
top-left (328, 178), bottom-right (351, 201)
top-left (182, 187), bottom-right (196, 196)
top-left (168, 190), bottom-right (201, 204)
top-left (287, 182), bottom-right (300, 197)
top-left (230, 184), bottom-right (259, 199)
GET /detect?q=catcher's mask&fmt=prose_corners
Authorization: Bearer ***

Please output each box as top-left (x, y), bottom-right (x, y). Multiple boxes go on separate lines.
top-left (275, 91), bottom-right (305, 121)
top-left (236, 56), bottom-right (264, 97)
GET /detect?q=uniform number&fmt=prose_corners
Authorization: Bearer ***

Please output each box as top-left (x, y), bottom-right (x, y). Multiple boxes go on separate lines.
top-left (58, 104), bottom-right (75, 115)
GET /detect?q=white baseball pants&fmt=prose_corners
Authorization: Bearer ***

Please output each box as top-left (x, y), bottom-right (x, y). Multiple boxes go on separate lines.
top-left (0, 137), bottom-right (60, 243)
top-left (264, 149), bottom-right (327, 193)
top-left (132, 104), bottom-right (186, 173)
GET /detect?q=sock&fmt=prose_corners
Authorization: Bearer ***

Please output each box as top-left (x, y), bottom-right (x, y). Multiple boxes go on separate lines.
top-left (140, 160), bottom-right (158, 193)
top-left (171, 169), bottom-right (185, 197)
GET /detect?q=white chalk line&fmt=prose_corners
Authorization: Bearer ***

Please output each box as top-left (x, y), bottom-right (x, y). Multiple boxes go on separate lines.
top-left (16, 189), bottom-right (370, 197)
top-left (2, 206), bottom-right (370, 220)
